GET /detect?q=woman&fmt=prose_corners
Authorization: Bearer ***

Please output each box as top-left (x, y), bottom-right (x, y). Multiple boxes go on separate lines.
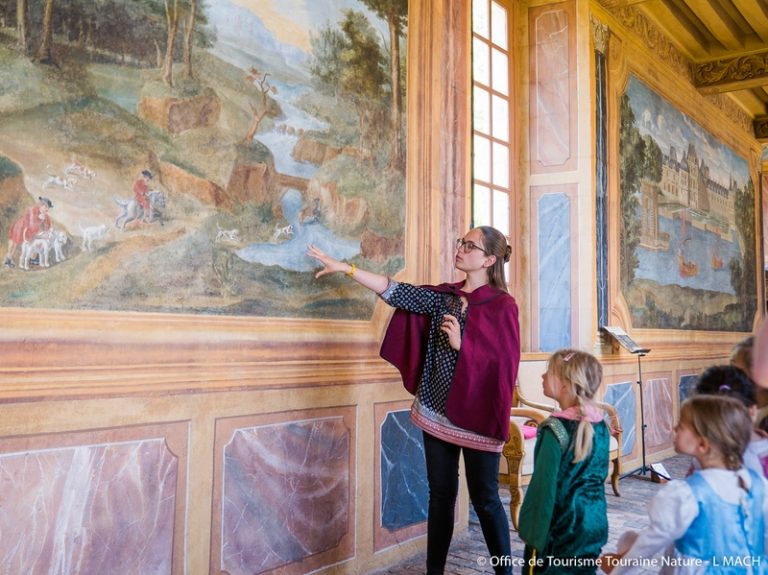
top-left (307, 226), bottom-right (520, 575)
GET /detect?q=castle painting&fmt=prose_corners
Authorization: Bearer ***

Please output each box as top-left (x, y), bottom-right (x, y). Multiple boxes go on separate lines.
top-left (619, 75), bottom-right (757, 332)
top-left (0, 0), bottom-right (407, 319)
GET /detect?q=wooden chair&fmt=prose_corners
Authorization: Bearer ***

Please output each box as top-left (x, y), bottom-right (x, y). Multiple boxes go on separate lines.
top-left (501, 387), bottom-right (622, 530)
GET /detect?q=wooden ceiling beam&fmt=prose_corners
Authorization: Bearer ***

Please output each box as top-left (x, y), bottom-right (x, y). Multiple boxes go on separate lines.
top-left (679, 0), bottom-right (745, 51)
top-left (638, 0), bottom-right (714, 59)
top-left (694, 50), bottom-right (768, 93)
top-left (731, 0), bottom-right (768, 44)
top-left (661, 0), bottom-right (719, 48)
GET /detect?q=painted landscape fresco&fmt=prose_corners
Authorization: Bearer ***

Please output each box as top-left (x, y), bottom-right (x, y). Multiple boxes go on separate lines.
top-left (619, 75), bottom-right (757, 332)
top-left (0, 0), bottom-right (407, 319)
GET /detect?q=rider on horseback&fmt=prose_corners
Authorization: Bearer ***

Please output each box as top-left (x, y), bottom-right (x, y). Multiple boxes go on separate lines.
top-left (133, 170), bottom-right (153, 223)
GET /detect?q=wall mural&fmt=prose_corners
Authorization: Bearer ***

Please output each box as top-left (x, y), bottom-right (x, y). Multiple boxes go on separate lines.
top-left (0, 0), bottom-right (407, 319)
top-left (619, 75), bottom-right (757, 332)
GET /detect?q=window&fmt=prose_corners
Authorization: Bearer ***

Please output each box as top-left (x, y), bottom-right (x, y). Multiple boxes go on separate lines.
top-left (472, 0), bottom-right (514, 280)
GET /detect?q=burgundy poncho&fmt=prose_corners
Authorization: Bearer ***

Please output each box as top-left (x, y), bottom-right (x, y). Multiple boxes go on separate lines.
top-left (380, 282), bottom-right (521, 442)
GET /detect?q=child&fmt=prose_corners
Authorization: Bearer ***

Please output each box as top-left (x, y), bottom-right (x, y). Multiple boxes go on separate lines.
top-left (696, 365), bottom-right (768, 477)
top-left (601, 395), bottom-right (768, 574)
top-left (730, 336), bottom-right (768, 433)
top-left (518, 349), bottom-right (610, 574)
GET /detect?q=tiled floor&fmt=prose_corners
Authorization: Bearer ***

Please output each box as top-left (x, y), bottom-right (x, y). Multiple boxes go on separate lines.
top-left (370, 454), bottom-right (691, 575)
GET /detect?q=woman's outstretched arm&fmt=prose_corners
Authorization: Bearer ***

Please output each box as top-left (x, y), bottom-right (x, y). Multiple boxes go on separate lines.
top-left (307, 244), bottom-right (390, 294)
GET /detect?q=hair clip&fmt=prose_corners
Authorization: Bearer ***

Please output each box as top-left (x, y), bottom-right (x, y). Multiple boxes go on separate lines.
top-left (562, 352), bottom-right (576, 363)
top-left (718, 384), bottom-right (732, 393)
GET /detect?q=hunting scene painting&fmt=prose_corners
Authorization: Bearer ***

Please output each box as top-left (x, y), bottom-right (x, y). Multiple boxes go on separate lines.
top-left (619, 75), bottom-right (757, 332)
top-left (0, 0), bottom-right (407, 319)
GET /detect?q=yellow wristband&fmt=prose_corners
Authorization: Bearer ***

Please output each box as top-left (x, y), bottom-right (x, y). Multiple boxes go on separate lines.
top-left (346, 263), bottom-right (356, 277)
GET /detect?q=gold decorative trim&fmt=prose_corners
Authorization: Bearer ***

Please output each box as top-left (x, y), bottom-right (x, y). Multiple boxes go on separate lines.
top-left (704, 93), bottom-right (752, 134)
top-left (694, 52), bottom-right (768, 93)
top-left (591, 16), bottom-right (610, 54)
top-left (754, 116), bottom-right (768, 142)
top-left (610, 7), bottom-right (691, 80)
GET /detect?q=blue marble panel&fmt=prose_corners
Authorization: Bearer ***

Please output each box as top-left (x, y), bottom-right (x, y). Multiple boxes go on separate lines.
top-left (380, 410), bottom-right (428, 530)
top-left (538, 193), bottom-right (571, 351)
top-left (678, 374), bottom-right (698, 405)
top-left (604, 381), bottom-right (636, 456)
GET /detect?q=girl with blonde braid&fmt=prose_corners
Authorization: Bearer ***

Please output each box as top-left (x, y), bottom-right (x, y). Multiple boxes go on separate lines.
top-left (519, 349), bottom-right (610, 574)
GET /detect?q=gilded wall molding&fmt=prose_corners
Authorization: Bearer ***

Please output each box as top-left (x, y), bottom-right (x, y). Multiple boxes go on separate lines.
top-left (754, 117), bottom-right (768, 142)
top-left (694, 52), bottom-right (768, 93)
top-left (591, 16), bottom-right (609, 54)
top-left (704, 93), bottom-right (752, 134)
top-left (609, 7), bottom-right (691, 81)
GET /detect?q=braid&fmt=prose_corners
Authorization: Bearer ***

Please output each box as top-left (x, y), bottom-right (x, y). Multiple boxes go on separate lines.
top-left (572, 391), bottom-right (595, 463)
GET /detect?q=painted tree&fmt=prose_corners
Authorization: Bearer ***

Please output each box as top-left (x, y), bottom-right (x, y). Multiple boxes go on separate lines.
top-left (161, 0), bottom-right (180, 86)
top-left (309, 25), bottom-right (346, 98)
top-left (359, 0), bottom-right (407, 171)
top-left (16, 0), bottom-right (28, 55)
top-left (35, 0), bottom-right (56, 64)
top-left (182, 0), bottom-right (197, 79)
top-left (618, 93), bottom-right (644, 291)
top-left (730, 179), bottom-right (757, 329)
top-left (339, 10), bottom-right (387, 166)
top-left (241, 67), bottom-right (277, 144)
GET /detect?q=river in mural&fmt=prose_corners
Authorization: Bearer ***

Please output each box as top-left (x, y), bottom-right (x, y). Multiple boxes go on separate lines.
top-left (635, 213), bottom-right (740, 295)
top-left (236, 189), bottom-right (359, 272)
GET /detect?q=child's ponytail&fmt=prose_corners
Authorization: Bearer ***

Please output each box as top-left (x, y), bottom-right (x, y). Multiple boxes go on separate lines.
top-left (548, 349), bottom-right (604, 463)
top-left (573, 396), bottom-right (596, 463)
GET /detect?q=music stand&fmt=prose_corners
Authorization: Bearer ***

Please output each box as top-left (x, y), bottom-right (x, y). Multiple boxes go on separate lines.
top-left (600, 326), bottom-right (653, 480)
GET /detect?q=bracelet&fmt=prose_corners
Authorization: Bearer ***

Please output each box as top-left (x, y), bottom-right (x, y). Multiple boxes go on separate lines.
top-left (346, 263), bottom-right (356, 277)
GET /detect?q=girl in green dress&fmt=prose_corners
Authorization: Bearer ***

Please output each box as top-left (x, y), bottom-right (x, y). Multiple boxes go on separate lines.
top-left (519, 349), bottom-right (610, 574)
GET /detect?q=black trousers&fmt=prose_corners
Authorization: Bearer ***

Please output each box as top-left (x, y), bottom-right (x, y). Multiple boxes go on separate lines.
top-left (423, 432), bottom-right (512, 575)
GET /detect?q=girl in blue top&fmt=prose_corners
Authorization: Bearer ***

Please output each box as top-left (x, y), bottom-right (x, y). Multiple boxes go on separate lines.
top-left (602, 395), bottom-right (768, 574)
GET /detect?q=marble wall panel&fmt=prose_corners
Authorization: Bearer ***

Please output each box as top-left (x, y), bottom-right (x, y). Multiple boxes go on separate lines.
top-left (374, 402), bottom-right (428, 551)
top-left (643, 376), bottom-right (673, 451)
top-left (212, 408), bottom-right (355, 575)
top-left (529, 3), bottom-right (576, 172)
top-left (604, 381), bottom-right (636, 457)
top-left (678, 373), bottom-right (698, 405)
top-left (0, 423), bottom-right (187, 575)
top-left (537, 192), bottom-right (572, 352)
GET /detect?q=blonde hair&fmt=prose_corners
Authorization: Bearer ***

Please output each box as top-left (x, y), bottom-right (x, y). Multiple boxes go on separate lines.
top-left (679, 395), bottom-right (752, 470)
top-left (547, 349), bottom-right (603, 463)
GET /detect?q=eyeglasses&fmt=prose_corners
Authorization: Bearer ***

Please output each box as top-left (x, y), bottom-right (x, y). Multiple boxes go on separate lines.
top-left (455, 238), bottom-right (490, 255)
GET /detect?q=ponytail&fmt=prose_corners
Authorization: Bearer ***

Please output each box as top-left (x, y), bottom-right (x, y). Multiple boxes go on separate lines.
top-left (572, 396), bottom-right (595, 463)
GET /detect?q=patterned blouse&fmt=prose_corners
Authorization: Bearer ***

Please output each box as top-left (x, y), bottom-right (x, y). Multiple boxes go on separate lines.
top-left (380, 280), bottom-right (504, 452)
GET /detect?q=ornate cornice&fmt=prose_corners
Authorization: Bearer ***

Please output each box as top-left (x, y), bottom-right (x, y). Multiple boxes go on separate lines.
top-left (609, 7), bottom-right (692, 81)
top-left (703, 94), bottom-right (752, 134)
top-left (754, 117), bottom-right (768, 143)
top-left (694, 52), bottom-right (768, 94)
top-left (591, 16), bottom-right (610, 55)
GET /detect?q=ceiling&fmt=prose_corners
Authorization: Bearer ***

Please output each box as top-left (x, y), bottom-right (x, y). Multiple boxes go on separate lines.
top-left (598, 0), bottom-right (768, 142)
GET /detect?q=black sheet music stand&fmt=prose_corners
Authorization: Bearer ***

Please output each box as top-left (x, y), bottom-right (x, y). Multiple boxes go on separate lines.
top-left (600, 326), bottom-right (653, 480)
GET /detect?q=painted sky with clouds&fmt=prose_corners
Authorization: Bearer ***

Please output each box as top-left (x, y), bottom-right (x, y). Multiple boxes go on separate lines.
top-left (228, 0), bottom-right (387, 52)
top-left (627, 75), bottom-right (749, 190)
